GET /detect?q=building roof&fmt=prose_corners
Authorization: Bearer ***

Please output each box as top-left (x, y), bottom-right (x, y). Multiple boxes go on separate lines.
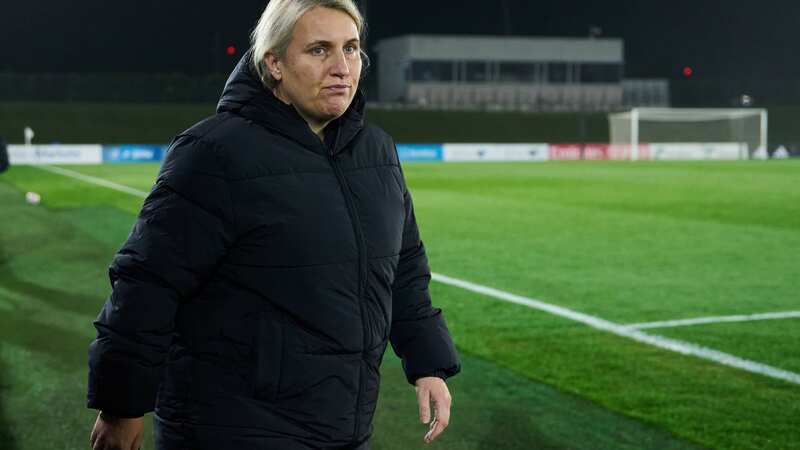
top-left (374, 34), bottom-right (624, 63)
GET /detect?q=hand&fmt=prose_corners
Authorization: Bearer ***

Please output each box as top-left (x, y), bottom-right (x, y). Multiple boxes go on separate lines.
top-left (89, 411), bottom-right (144, 450)
top-left (414, 376), bottom-right (452, 444)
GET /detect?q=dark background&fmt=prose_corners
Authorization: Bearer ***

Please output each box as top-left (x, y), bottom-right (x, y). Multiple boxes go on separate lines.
top-left (1, 0), bottom-right (796, 80)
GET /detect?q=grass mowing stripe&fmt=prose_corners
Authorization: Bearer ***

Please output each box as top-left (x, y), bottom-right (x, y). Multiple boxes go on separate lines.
top-left (414, 166), bottom-right (800, 324)
top-left (624, 311), bottom-right (800, 330)
top-left (432, 272), bottom-right (800, 386)
top-left (652, 318), bottom-right (800, 375)
top-left (0, 179), bottom-right (710, 450)
top-left (0, 286), bottom-right (95, 339)
top-left (26, 163), bottom-right (800, 387)
top-left (5, 161), bottom-right (799, 448)
top-left (34, 165), bottom-right (150, 197)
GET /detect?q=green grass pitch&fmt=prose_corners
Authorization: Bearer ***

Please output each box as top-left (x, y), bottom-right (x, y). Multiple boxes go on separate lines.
top-left (0, 160), bottom-right (798, 449)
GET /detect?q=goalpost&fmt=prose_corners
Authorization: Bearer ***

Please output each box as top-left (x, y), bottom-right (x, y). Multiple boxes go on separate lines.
top-left (608, 108), bottom-right (768, 161)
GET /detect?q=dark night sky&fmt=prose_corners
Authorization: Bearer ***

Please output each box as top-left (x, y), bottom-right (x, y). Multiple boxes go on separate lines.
top-left (1, 0), bottom-right (797, 80)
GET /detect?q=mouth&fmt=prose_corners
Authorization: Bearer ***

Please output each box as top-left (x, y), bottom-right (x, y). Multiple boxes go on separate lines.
top-left (323, 84), bottom-right (351, 94)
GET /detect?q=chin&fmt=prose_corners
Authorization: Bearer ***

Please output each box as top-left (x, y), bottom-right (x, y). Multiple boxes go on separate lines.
top-left (321, 100), bottom-right (351, 118)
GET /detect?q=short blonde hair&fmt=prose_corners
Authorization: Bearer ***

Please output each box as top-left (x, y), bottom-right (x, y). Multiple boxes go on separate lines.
top-left (251, 0), bottom-right (365, 89)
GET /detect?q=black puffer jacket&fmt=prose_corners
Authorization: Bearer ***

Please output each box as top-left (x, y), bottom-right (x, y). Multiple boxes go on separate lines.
top-left (87, 53), bottom-right (461, 449)
top-left (0, 137), bottom-right (8, 173)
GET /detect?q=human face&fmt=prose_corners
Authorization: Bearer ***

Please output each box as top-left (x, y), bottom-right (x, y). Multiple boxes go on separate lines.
top-left (269, 7), bottom-right (362, 134)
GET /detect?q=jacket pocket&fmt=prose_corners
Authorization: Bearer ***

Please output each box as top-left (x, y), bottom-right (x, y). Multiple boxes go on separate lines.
top-left (253, 310), bottom-right (284, 401)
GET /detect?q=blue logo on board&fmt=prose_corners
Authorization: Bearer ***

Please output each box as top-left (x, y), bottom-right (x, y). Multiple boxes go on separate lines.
top-left (396, 144), bottom-right (443, 162)
top-left (103, 145), bottom-right (165, 163)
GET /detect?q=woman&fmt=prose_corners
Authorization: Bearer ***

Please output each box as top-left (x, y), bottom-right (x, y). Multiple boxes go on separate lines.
top-left (87, 1), bottom-right (461, 449)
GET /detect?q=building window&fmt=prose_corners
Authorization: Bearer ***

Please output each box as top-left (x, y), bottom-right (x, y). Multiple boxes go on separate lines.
top-left (498, 62), bottom-right (539, 82)
top-left (406, 60), bottom-right (623, 84)
top-left (579, 63), bottom-right (623, 83)
top-left (548, 63), bottom-right (568, 83)
top-left (465, 62), bottom-right (489, 82)
top-left (409, 61), bottom-right (455, 82)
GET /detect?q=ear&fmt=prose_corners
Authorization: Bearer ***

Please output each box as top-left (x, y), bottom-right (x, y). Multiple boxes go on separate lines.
top-left (265, 53), bottom-right (283, 81)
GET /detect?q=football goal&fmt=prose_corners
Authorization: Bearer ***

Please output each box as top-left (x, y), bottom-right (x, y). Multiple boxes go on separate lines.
top-left (608, 108), bottom-right (767, 160)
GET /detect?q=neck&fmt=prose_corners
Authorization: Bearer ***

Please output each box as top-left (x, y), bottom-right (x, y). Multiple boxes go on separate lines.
top-left (307, 120), bottom-right (329, 142)
top-left (272, 87), bottom-right (329, 141)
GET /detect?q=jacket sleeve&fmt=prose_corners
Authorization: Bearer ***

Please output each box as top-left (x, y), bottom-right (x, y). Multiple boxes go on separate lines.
top-left (87, 134), bottom-right (236, 417)
top-left (388, 159), bottom-right (461, 386)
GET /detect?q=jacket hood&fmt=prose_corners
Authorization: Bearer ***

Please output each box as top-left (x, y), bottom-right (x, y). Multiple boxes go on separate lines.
top-left (216, 50), bottom-right (366, 156)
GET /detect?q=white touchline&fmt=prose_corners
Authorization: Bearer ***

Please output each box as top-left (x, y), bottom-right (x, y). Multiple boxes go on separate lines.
top-left (431, 272), bottom-right (800, 386)
top-left (35, 165), bottom-right (150, 198)
top-left (32, 165), bottom-right (800, 386)
top-left (623, 311), bottom-right (800, 330)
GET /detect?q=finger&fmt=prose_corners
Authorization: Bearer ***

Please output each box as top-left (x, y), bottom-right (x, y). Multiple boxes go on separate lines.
top-left (426, 396), bottom-right (451, 443)
top-left (426, 416), bottom-right (448, 443)
top-left (91, 433), bottom-right (106, 450)
top-left (423, 416), bottom-right (438, 443)
top-left (436, 393), bottom-right (451, 430)
top-left (131, 434), bottom-right (143, 450)
top-left (120, 434), bottom-right (134, 450)
top-left (416, 387), bottom-right (431, 423)
top-left (426, 416), bottom-right (451, 443)
top-left (91, 435), bottom-right (105, 450)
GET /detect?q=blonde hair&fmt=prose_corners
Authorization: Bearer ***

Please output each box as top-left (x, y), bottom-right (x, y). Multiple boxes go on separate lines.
top-left (251, 0), bottom-right (365, 89)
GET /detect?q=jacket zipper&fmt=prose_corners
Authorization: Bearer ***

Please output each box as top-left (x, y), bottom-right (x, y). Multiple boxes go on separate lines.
top-left (325, 132), bottom-right (369, 441)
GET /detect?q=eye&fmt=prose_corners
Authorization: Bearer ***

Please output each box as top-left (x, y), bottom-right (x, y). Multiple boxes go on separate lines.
top-left (310, 47), bottom-right (326, 56)
top-left (344, 44), bottom-right (358, 55)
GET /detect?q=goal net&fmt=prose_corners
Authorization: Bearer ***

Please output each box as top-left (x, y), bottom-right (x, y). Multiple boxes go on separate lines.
top-left (608, 108), bottom-right (767, 160)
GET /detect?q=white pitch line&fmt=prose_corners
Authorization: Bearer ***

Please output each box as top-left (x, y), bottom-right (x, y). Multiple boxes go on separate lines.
top-left (432, 272), bottom-right (800, 386)
top-left (34, 165), bottom-right (150, 198)
top-left (29, 165), bottom-right (800, 386)
top-left (623, 311), bottom-right (800, 330)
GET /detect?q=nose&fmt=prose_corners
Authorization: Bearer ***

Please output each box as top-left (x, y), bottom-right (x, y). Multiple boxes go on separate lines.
top-left (329, 49), bottom-right (351, 79)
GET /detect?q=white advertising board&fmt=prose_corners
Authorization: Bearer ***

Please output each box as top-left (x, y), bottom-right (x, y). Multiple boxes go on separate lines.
top-left (8, 145), bottom-right (103, 165)
top-left (443, 143), bottom-right (550, 162)
top-left (649, 143), bottom-right (747, 161)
